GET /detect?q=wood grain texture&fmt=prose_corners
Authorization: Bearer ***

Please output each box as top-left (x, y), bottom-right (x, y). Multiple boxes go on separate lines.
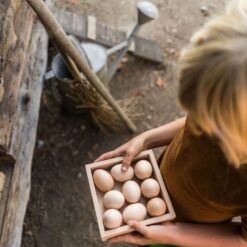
top-left (0, 172), bottom-right (6, 201)
top-left (0, 20), bottom-right (48, 247)
top-left (0, 0), bottom-right (34, 164)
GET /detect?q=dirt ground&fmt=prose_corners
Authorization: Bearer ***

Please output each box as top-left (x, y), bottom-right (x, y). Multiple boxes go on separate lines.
top-left (22, 0), bottom-right (226, 246)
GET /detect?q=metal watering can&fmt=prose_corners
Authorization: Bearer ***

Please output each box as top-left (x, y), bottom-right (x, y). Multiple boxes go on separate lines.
top-left (45, 1), bottom-right (159, 88)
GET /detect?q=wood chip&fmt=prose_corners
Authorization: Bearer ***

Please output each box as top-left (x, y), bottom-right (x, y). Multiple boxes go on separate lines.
top-left (155, 77), bottom-right (165, 88)
top-left (68, 0), bottom-right (80, 5)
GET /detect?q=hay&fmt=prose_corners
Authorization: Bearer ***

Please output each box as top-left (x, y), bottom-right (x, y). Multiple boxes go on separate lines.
top-left (59, 78), bottom-right (141, 133)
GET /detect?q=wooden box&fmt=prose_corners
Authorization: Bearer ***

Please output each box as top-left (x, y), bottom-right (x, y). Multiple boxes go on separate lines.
top-left (85, 149), bottom-right (176, 241)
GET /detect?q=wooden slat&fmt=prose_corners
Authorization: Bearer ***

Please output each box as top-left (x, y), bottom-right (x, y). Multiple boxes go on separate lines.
top-left (134, 35), bottom-right (163, 63)
top-left (0, 0), bottom-right (34, 164)
top-left (96, 22), bottom-right (126, 47)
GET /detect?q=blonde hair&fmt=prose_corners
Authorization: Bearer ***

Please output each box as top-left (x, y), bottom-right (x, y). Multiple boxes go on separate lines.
top-left (178, 0), bottom-right (247, 167)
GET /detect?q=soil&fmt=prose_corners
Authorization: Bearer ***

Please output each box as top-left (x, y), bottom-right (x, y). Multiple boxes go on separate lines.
top-left (22, 0), bottom-right (226, 246)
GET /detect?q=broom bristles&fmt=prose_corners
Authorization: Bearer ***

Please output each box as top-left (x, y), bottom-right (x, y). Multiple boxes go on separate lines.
top-left (60, 78), bottom-right (141, 133)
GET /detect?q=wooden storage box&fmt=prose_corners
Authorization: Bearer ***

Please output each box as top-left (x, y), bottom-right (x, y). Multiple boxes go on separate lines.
top-left (85, 149), bottom-right (176, 241)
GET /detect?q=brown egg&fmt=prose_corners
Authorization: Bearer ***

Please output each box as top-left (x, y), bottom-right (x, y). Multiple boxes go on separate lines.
top-left (122, 203), bottom-right (147, 224)
top-left (110, 164), bottom-right (134, 182)
top-left (147, 197), bottom-right (166, 216)
top-left (103, 190), bottom-right (125, 209)
top-left (122, 180), bottom-right (141, 203)
top-left (93, 169), bottom-right (114, 192)
top-left (141, 178), bottom-right (160, 198)
top-left (103, 209), bottom-right (122, 229)
top-left (134, 160), bottom-right (152, 180)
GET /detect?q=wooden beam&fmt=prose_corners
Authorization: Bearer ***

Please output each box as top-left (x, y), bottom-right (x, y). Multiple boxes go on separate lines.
top-left (0, 20), bottom-right (48, 247)
top-left (0, 0), bottom-right (34, 164)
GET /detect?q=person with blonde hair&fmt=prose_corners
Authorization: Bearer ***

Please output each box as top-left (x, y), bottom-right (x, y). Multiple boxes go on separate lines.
top-left (96, 0), bottom-right (247, 246)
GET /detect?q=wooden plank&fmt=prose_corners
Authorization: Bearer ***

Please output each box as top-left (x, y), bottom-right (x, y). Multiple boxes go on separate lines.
top-left (0, 20), bottom-right (48, 247)
top-left (0, 173), bottom-right (6, 200)
top-left (48, 5), bottom-right (163, 63)
top-left (95, 22), bottom-right (126, 47)
top-left (134, 35), bottom-right (163, 63)
top-left (0, 0), bottom-right (34, 164)
top-left (51, 7), bottom-right (88, 38)
top-left (73, 14), bottom-right (87, 38)
top-left (87, 15), bottom-right (97, 40)
top-left (0, 164), bottom-right (13, 241)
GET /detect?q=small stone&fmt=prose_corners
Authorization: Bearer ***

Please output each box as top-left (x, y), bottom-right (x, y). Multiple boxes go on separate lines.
top-left (147, 115), bottom-right (152, 120)
top-left (200, 6), bottom-right (209, 17)
top-left (37, 140), bottom-right (44, 149)
top-left (169, 48), bottom-right (176, 55)
top-left (122, 57), bottom-right (128, 63)
top-left (167, 38), bottom-right (172, 45)
top-left (77, 172), bottom-right (82, 179)
top-left (24, 230), bottom-right (33, 236)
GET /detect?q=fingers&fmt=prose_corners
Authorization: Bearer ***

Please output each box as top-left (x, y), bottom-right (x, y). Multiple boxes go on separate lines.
top-left (94, 152), bottom-right (113, 162)
top-left (121, 150), bottom-right (136, 171)
top-left (94, 146), bottom-right (125, 162)
top-left (128, 221), bottom-right (150, 238)
top-left (108, 233), bottom-right (151, 245)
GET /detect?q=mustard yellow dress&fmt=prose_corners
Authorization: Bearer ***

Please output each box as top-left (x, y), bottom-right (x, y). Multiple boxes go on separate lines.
top-left (159, 116), bottom-right (247, 239)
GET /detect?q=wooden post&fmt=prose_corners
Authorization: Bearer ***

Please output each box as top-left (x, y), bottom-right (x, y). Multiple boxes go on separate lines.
top-left (0, 20), bottom-right (48, 247)
top-left (25, 0), bottom-right (137, 133)
top-left (0, 1), bottom-right (48, 246)
top-left (0, 0), bottom-right (34, 164)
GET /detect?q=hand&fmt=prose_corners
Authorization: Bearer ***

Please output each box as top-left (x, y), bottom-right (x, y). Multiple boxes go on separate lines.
top-left (108, 221), bottom-right (174, 245)
top-left (95, 135), bottom-right (146, 171)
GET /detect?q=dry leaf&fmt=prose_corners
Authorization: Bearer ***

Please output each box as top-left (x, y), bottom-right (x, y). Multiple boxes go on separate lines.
top-left (155, 77), bottom-right (165, 88)
top-left (68, 0), bottom-right (80, 5)
top-left (25, 230), bottom-right (33, 236)
top-left (117, 63), bottom-right (124, 70)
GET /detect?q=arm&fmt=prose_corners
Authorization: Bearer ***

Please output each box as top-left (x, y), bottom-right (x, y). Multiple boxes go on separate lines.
top-left (109, 221), bottom-right (247, 247)
top-left (95, 117), bottom-right (186, 170)
top-left (171, 222), bottom-right (247, 247)
top-left (142, 116), bottom-right (186, 149)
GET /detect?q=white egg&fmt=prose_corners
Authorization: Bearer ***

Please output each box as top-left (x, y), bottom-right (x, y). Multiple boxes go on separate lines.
top-left (147, 197), bottom-right (167, 216)
top-left (134, 160), bottom-right (153, 180)
top-left (122, 180), bottom-right (141, 203)
top-left (141, 178), bottom-right (160, 198)
top-left (122, 203), bottom-right (147, 223)
top-left (110, 164), bottom-right (134, 182)
top-left (103, 209), bottom-right (122, 229)
top-left (103, 190), bottom-right (125, 209)
top-left (93, 169), bottom-right (114, 192)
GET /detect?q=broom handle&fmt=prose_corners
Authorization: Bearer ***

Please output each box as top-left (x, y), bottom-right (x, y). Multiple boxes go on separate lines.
top-left (43, 21), bottom-right (83, 81)
top-left (25, 0), bottom-right (137, 133)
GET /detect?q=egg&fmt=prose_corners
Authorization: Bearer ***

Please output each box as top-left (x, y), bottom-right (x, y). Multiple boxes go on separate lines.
top-left (141, 178), bottom-right (160, 198)
top-left (122, 203), bottom-right (147, 223)
top-left (103, 190), bottom-right (125, 209)
top-left (93, 169), bottom-right (114, 192)
top-left (122, 180), bottom-right (141, 203)
top-left (103, 209), bottom-right (122, 229)
top-left (147, 197), bottom-right (167, 216)
top-left (134, 160), bottom-right (153, 180)
top-left (110, 164), bottom-right (134, 182)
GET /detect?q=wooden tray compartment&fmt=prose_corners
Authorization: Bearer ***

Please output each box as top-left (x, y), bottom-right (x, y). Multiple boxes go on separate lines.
top-left (85, 149), bottom-right (176, 241)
